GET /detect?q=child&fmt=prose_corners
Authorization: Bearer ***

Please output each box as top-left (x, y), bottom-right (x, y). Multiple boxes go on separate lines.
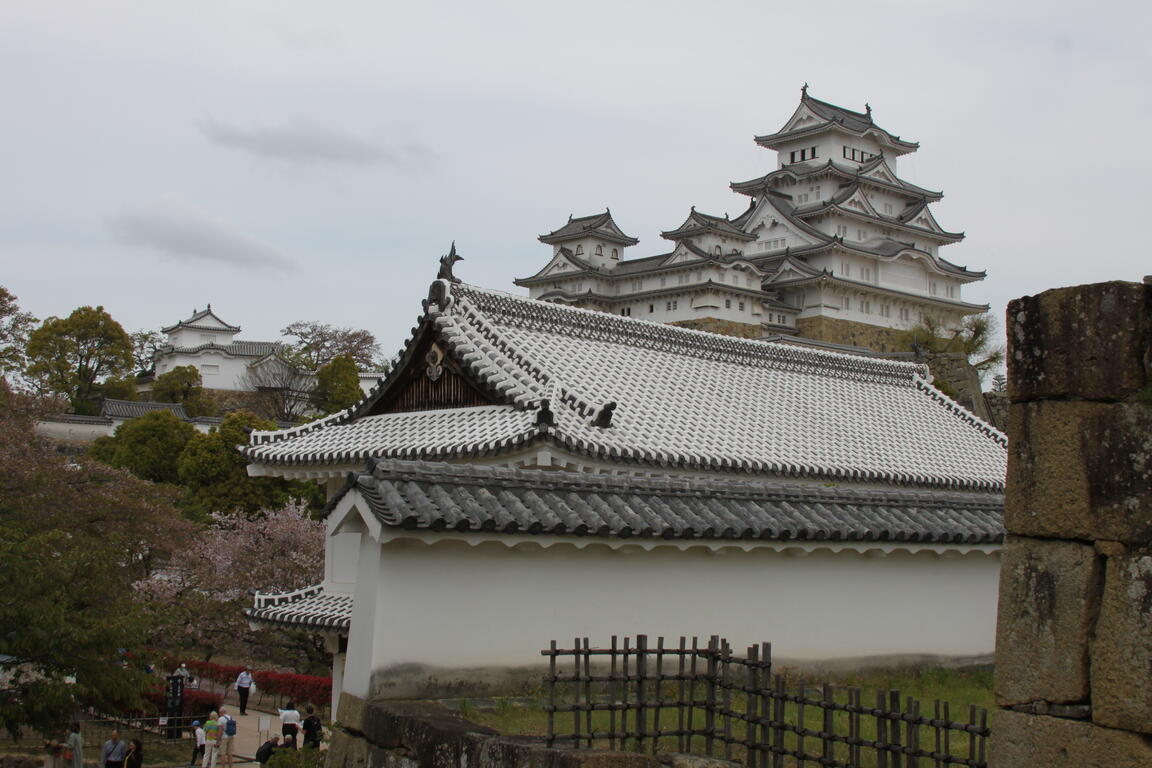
top-left (189, 721), bottom-right (204, 767)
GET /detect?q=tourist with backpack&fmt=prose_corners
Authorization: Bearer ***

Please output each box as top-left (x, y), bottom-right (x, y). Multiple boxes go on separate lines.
top-left (217, 707), bottom-right (236, 768)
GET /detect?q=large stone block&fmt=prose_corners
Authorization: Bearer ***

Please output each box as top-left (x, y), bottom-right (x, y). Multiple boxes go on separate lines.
top-left (994, 537), bottom-right (1101, 705)
top-left (1007, 280), bottom-right (1152, 402)
top-left (990, 709), bottom-right (1152, 767)
top-left (1093, 549), bottom-right (1152, 733)
top-left (1006, 400), bottom-right (1152, 542)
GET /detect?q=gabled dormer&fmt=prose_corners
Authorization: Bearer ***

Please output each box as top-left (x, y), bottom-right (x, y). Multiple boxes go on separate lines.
top-left (755, 86), bottom-right (919, 173)
top-left (161, 305), bottom-right (241, 348)
top-left (537, 209), bottom-right (638, 270)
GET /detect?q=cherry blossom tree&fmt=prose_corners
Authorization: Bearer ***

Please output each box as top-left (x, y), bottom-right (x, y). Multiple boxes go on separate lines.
top-left (136, 504), bottom-right (325, 662)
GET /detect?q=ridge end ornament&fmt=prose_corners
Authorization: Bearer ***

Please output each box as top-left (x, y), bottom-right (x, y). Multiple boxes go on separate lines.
top-left (437, 241), bottom-right (463, 283)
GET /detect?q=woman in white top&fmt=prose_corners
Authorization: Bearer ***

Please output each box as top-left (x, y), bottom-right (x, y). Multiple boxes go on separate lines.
top-left (279, 702), bottom-right (301, 750)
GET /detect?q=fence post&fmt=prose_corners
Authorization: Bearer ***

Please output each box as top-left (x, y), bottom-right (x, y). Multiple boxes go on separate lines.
top-left (636, 634), bottom-right (648, 754)
top-left (546, 640), bottom-right (556, 749)
top-left (677, 636), bottom-right (687, 754)
top-left (822, 684), bottom-right (834, 766)
top-left (705, 635), bottom-right (718, 757)
top-left (609, 635), bottom-right (619, 752)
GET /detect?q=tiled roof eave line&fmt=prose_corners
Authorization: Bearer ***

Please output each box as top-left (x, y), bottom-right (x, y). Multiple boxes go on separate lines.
top-left (795, 203), bottom-right (964, 243)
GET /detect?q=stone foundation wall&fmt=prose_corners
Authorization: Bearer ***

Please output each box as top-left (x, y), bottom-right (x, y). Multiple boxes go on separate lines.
top-left (328, 694), bottom-right (686, 768)
top-left (794, 316), bottom-right (906, 353)
top-left (667, 318), bottom-right (762, 339)
top-left (991, 279), bottom-right (1152, 766)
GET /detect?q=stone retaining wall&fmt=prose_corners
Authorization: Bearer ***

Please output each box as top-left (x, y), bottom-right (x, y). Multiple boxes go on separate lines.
top-left (991, 279), bottom-right (1152, 766)
top-left (327, 694), bottom-right (734, 768)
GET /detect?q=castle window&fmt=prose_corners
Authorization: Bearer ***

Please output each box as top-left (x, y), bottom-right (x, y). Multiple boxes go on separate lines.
top-left (738, 301), bottom-right (745, 312)
top-left (595, 245), bottom-right (603, 256)
top-left (631, 279), bottom-right (644, 291)
top-left (612, 249), bottom-right (619, 260)
top-left (929, 281), bottom-right (939, 296)
top-left (660, 277), bottom-right (667, 287)
top-left (200, 334), bottom-right (217, 344)
top-left (857, 229), bottom-right (866, 240)
top-left (725, 299), bottom-right (732, 309)
top-left (840, 262), bottom-right (851, 277)
top-left (649, 304), bottom-right (654, 313)
top-left (575, 245), bottom-right (584, 255)
top-left (835, 224), bottom-right (848, 237)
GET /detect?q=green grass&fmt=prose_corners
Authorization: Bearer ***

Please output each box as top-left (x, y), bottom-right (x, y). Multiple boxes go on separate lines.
top-left (454, 664), bottom-right (993, 767)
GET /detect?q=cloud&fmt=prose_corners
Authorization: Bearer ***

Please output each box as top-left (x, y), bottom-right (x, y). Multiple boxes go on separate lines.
top-left (106, 199), bottom-right (294, 271)
top-left (200, 117), bottom-right (429, 168)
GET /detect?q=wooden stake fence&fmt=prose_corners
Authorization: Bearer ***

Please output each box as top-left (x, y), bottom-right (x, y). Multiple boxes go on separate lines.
top-left (543, 635), bottom-right (989, 768)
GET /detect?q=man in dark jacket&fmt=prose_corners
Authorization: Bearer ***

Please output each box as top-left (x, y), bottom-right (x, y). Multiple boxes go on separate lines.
top-left (255, 735), bottom-right (280, 767)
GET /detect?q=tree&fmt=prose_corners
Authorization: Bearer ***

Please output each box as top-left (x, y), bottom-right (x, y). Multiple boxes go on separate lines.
top-left (242, 356), bottom-right (315, 423)
top-left (89, 410), bottom-right (197, 485)
top-left (312, 355), bottom-right (362, 414)
top-left (991, 373), bottom-right (1007, 393)
top-left (176, 411), bottom-right (322, 518)
top-left (99, 374), bottom-right (139, 402)
top-left (902, 313), bottom-right (1006, 382)
top-left (0, 286), bottom-right (37, 378)
top-left (281, 320), bottom-right (383, 370)
top-left (25, 306), bottom-right (134, 414)
top-left (130, 329), bottom-right (165, 373)
top-left (0, 389), bottom-right (193, 736)
top-left (152, 364), bottom-right (214, 417)
top-left (135, 504), bottom-right (324, 659)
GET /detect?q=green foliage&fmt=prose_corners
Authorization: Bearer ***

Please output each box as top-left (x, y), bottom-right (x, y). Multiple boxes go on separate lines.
top-left (268, 745), bottom-right (326, 768)
top-left (152, 365), bottom-right (214, 417)
top-left (0, 392), bottom-right (191, 737)
top-left (129, 329), bottom-right (164, 373)
top-left (280, 320), bottom-right (382, 370)
top-left (92, 410), bottom-right (197, 484)
top-left (312, 355), bottom-right (362, 414)
top-left (25, 306), bottom-right (133, 414)
top-left (99, 375), bottom-right (139, 402)
top-left (0, 286), bottom-right (37, 377)
top-left (176, 411), bottom-right (322, 517)
top-left (901, 313), bottom-right (1005, 380)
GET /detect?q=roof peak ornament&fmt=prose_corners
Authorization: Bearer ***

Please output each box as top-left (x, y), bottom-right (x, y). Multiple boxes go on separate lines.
top-left (865, 103), bottom-right (872, 116)
top-left (801, 82), bottom-right (809, 97)
top-left (437, 241), bottom-right (463, 283)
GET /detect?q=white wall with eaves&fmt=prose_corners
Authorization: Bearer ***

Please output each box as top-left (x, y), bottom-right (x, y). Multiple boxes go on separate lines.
top-left (338, 533), bottom-right (1000, 699)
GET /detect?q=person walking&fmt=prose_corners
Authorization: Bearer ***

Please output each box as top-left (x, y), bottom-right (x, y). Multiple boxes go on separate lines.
top-left (189, 721), bottom-right (205, 767)
top-left (301, 707), bottom-right (322, 749)
top-left (201, 712), bottom-right (221, 768)
top-left (234, 668), bottom-right (253, 716)
top-left (217, 707), bottom-right (235, 768)
top-left (254, 736), bottom-right (279, 767)
top-left (278, 702), bottom-right (301, 750)
top-left (100, 730), bottom-right (127, 768)
top-left (124, 740), bottom-right (143, 768)
top-left (65, 723), bottom-right (84, 768)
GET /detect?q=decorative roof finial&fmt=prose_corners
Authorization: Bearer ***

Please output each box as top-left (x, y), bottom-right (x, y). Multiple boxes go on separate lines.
top-left (865, 103), bottom-right (872, 116)
top-left (207, 303), bottom-right (212, 311)
top-left (801, 83), bottom-right (809, 97)
top-left (437, 241), bottom-right (463, 283)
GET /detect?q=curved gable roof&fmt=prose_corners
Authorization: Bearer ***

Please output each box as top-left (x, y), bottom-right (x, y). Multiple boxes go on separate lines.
top-left (247, 279), bottom-right (1006, 490)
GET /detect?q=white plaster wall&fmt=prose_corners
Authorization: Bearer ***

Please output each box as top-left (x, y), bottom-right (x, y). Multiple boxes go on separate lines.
top-left (366, 540), bottom-right (1000, 671)
top-left (157, 350), bottom-right (251, 390)
top-left (167, 327), bottom-right (236, 348)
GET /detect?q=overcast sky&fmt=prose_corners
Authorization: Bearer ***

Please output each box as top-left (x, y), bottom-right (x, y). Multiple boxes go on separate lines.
top-left (3, 0), bottom-right (1148, 360)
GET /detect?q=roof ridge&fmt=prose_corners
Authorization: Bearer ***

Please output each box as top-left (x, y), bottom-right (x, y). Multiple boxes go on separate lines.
top-left (453, 283), bottom-right (927, 386)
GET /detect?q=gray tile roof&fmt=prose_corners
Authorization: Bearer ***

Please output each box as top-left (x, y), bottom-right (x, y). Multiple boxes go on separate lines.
top-left (731, 158), bottom-right (943, 201)
top-left (247, 585), bottom-right (352, 632)
top-left (661, 208), bottom-right (758, 242)
top-left (158, 340), bottom-right (282, 358)
top-left (160, 307), bottom-right (241, 334)
top-left (341, 459), bottom-right (1004, 545)
top-left (756, 93), bottom-right (918, 152)
top-left (247, 280), bottom-right (1007, 491)
top-left (538, 210), bottom-right (639, 246)
top-left (100, 399), bottom-right (189, 420)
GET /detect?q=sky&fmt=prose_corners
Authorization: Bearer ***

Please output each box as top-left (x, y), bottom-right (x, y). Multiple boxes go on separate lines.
top-left (3, 0), bottom-right (1149, 360)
